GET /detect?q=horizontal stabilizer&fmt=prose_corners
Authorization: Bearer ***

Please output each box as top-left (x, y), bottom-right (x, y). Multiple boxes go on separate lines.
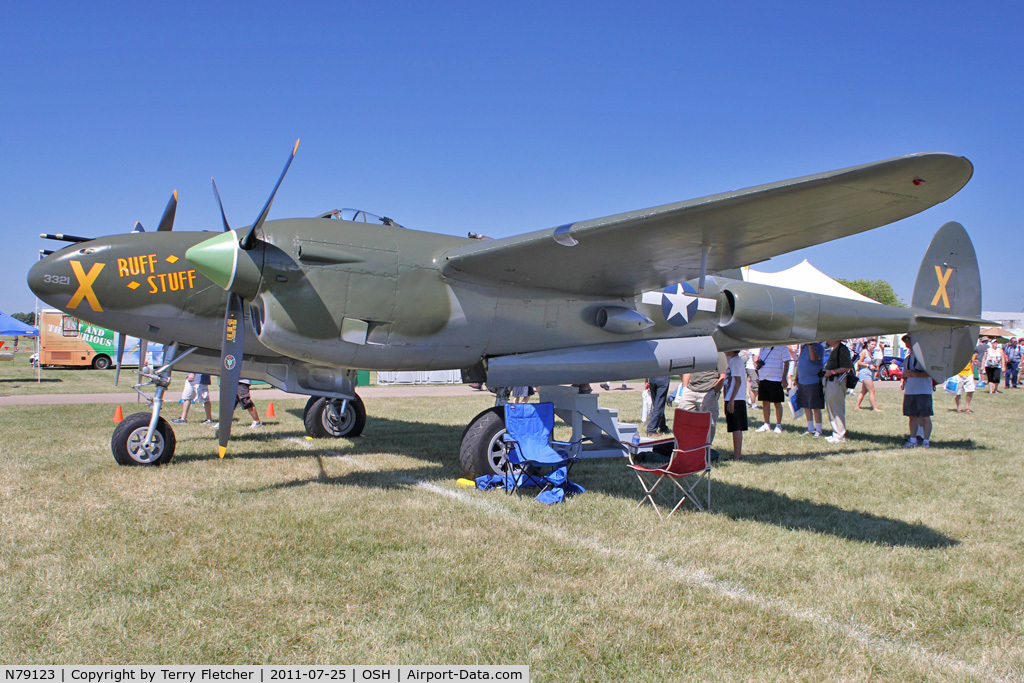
top-left (915, 314), bottom-right (996, 328)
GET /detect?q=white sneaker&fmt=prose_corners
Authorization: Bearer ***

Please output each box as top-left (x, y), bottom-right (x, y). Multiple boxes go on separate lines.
top-left (921, 440), bottom-right (930, 448)
top-left (813, 430), bottom-right (821, 438)
top-left (800, 429), bottom-right (814, 437)
top-left (773, 424), bottom-right (783, 434)
top-left (825, 435), bottom-right (845, 443)
top-left (250, 421), bottom-right (263, 429)
top-left (756, 423), bottom-right (771, 432)
top-left (903, 438), bottom-right (918, 448)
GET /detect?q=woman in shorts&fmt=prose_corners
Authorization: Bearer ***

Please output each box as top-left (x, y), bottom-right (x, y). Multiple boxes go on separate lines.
top-left (855, 338), bottom-right (882, 411)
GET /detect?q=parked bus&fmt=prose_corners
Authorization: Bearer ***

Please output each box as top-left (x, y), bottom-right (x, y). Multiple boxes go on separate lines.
top-left (31, 309), bottom-right (160, 369)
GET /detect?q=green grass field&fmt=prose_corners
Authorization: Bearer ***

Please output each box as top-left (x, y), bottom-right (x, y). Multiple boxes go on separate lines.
top-left (0, 351), bottom-right (136, 395)
top-left (1, 380), bottom-right (1022, 681)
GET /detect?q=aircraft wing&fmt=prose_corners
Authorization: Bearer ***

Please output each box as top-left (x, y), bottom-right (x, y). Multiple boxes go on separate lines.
top-left (440, 153), bottom-right (973, 297)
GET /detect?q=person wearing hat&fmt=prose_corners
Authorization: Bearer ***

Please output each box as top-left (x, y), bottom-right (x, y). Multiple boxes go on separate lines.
top-left (1004, 337), bottom-right (1021, 389)
top-left (901, 334), bottom-right (933, 448)
top-left (983, 339), bottom-right (1005, 394)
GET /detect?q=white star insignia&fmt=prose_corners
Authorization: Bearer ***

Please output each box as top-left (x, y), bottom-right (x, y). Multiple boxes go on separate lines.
top-left (664, 284), bottom-right (697, 323)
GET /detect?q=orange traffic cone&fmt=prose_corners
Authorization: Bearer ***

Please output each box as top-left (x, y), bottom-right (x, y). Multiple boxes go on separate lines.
top-left (113, 405), bottom-right (123, 423)
top-left (266, 402), bottom-right (276, 418)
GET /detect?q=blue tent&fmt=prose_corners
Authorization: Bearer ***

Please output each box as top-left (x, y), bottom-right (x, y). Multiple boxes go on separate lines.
top-left (0, 312), bottom-right (39, 337)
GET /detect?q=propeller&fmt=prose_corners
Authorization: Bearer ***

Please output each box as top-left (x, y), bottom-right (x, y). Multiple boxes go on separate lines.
top-left (211, 179), bottom-right (231, 232)
top-left (157, 190), bottom-right (178, 232)
top-left (137, 338), bottom-right (148, 403)
top-left (131, 191), bottom-right (177, 233)
top-left (216, 294), bottom-right (245, 458)
top-left (114, 333), bottom-right (126, 385)
top-left (240, 139), bottom-right (299, 249)
top-left (185, 140), bottom-right (300, 457)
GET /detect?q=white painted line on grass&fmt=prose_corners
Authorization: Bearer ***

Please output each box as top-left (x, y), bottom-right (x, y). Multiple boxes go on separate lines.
top-left (415, 480), bottom-right (1013, 683)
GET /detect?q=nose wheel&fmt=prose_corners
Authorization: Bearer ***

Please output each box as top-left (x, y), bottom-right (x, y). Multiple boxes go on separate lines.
top-left (111, 412), bottom-right (177, 466)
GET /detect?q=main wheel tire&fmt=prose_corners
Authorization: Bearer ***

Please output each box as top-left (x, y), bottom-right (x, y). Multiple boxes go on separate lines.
top-left (92, 355), bottom-right (112, 370)
top-left (304, 395), bottom-right (366, 438)
top-left (303, 395), bottom-right (320, 423)
top-left (111, 412), bottom-right (176, 466)
top-left (459, 407), bottom-right (508, 479)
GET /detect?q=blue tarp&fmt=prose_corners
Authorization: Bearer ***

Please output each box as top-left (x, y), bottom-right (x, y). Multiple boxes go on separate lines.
top-left (0, 312), bottom-right (39, 337)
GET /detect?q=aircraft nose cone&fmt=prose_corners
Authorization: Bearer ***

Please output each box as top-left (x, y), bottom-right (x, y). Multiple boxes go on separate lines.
top-left (185, 229), bottom-right (263, 298)
top-left (27, 255), bottom-right (65, 305)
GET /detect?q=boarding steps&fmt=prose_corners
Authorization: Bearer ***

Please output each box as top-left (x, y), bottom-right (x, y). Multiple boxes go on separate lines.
top-left (537, 385), bottom-right (673, 458)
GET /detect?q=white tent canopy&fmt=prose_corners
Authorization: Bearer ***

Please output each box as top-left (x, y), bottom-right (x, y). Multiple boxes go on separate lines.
top-left (741, 259), bottom-right (878, 303)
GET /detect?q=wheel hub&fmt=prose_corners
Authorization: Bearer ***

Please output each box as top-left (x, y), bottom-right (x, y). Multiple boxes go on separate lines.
top-left (126, 428), bottom-right (164, 464)
top-left (324, 400), bottom-right (353, 435)
top-left (486, 428), bottom-right (509, 474)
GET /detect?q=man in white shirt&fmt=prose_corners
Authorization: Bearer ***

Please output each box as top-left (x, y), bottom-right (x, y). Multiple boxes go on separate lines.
top-left (755, 346), bottom-right (790, 433)
top-left (724, 350), bottom-right (748, 460)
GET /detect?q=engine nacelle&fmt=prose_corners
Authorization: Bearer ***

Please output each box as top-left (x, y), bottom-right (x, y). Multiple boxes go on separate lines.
top-left (717, 282), bottom-right (795, 343)
top-left (595, 306), bottom-right (655, 334)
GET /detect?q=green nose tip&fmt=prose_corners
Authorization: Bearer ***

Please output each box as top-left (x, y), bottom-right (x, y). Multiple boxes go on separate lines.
top-left (185, 231), bottom-right (240, 290)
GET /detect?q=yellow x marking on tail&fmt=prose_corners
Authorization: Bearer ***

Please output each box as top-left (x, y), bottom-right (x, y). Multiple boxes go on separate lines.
top-left (930, 265), bottom-right (952, 308)
top-left (68, 261), bottom-right (105, 312)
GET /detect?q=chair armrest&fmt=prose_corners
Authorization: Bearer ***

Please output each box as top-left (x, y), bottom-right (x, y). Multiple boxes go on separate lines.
top-left (551, 438), bottom-right (584, 459)
top-left (671, 444), bottom-right (711, 469)
top-left (672, 444), bottom-right (710, 457)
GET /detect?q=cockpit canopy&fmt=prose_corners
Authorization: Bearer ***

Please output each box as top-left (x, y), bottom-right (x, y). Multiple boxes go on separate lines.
top-left (318, 208), bottom-right (405, 229)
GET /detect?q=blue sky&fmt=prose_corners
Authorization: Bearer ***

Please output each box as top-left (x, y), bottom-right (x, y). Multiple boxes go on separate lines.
top-left (2, 1), bottom-right (1021, 315)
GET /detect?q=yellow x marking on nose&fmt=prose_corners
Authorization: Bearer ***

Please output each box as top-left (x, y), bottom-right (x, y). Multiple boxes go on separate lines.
top-left (930, 265), bottom-right (952, 308)
top-left (68, 261), bottom-right (105, 312)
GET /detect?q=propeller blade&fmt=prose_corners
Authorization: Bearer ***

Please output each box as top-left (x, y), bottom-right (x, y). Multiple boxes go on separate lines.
top-left (156, 190), bottom-right (178, 232)
top-left (211, 179), bottom-right (232, 232)
top-left (239, 138), bottom-right (299, 250)
top-left (138, 338), bottom-right (148, 403)
top-left (217, 292), bottom-right (245, 458)
top-left (114, 334), bottom-right (126, 386)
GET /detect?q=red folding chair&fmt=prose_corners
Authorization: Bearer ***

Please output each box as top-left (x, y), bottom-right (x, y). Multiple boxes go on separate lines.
top-left (627, 408), bottom-right (712, 516)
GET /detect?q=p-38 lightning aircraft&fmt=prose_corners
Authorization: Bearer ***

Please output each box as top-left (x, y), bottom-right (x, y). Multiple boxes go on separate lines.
top-left (28, 142), bottom-right (983, 476)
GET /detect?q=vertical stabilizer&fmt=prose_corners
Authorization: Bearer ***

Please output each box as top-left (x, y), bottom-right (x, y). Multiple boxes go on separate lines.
top-left (909, 222), bottom-right (981, 381)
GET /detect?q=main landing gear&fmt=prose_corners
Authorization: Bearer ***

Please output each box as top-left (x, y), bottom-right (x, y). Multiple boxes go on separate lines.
top-left (458, 385), bottom-right (644, 479)
top-left (302, 395), bottom-right (366, 438)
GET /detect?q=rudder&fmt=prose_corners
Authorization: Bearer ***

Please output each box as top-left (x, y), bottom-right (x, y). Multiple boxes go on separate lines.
top-left (909, 222), bottom-right (981, 381)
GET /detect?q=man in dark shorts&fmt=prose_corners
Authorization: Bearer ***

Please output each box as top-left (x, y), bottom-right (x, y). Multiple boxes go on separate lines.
top-left (235, 379), bottom-right (264, 428)
top-left (724, 350), bottom-right (748, 460)
top-left (755, 346), bottom-right (789, 433)
top-left (900, 335), bottom-right (933, 448)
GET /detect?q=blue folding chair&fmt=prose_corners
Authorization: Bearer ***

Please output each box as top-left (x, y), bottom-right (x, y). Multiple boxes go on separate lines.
top-left (502, 403), bottom-right (581, 496)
